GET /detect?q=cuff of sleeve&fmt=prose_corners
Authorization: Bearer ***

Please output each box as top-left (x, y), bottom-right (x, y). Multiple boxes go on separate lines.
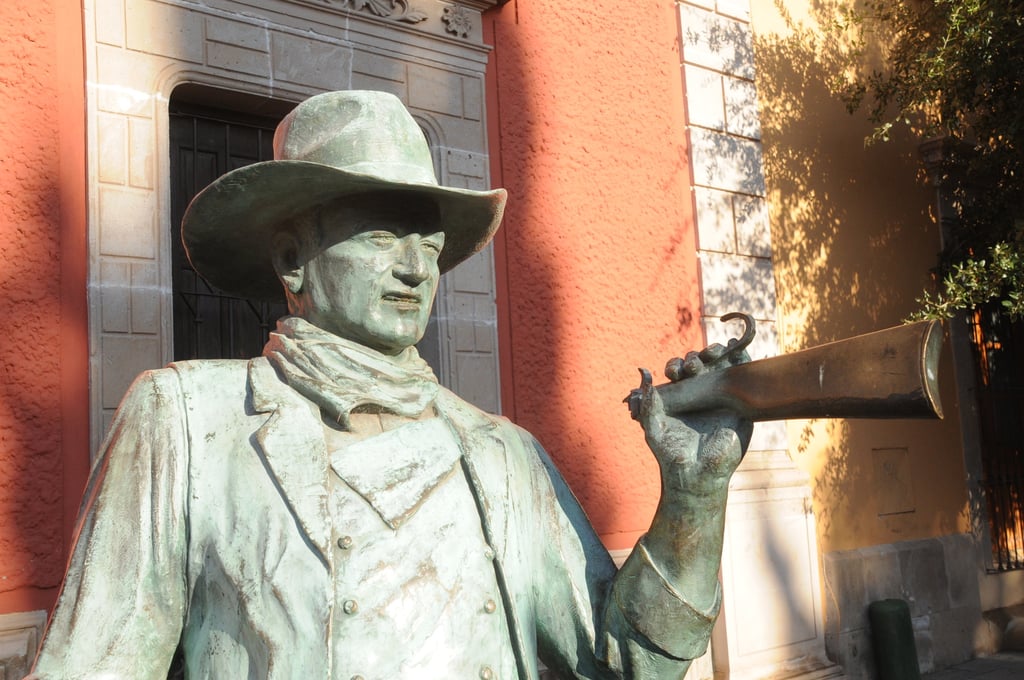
top-left (612, 538), bottom-right (722, 659)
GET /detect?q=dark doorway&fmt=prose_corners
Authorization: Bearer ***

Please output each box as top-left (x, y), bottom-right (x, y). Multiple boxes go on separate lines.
top-left (169, 98), bottom-right (290, 361)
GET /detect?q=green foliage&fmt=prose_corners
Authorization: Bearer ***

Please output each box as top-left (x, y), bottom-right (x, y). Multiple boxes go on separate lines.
top-left (837, 0), bottom-right (1024, 318)
top-left (907, 238), bottom-right (1024, 320)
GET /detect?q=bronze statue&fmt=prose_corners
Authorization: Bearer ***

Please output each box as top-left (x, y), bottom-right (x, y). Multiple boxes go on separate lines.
top-left (26, 90), bottom-right (766, 679)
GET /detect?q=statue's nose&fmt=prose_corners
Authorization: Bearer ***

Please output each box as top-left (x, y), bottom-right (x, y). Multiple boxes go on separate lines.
top-left (394, 240), bottom-right (430, 286)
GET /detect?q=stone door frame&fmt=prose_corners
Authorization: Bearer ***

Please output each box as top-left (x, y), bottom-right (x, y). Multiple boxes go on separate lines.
top-left (84, 0), bottom-right (505, 451)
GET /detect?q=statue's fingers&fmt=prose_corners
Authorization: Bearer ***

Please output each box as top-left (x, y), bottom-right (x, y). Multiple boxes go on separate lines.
top-left (667, 352), bottom-right (705, 381)
top-left (636, 368), bottom-right (668, 433)
top-left (683, 351), bottom-right (705, 375)
top-left (698, 343), bottom-right (727, 363)
top-left (664, 357), bottom-right (685, 382)
top-left (637, 367), bottom-right (656, 413)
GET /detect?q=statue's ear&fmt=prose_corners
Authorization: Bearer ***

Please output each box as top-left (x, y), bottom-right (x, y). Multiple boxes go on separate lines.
top-left (271, 231), bottom-right (304, 294)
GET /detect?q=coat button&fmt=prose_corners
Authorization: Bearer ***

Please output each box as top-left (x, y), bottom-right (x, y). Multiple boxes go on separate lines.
top-left (351, 676), bottom-right (365, 680)
top-left (480, 666), bottom-right (494, 679)
top-left (343, 599), bottom-right (359, 614)
top-left (337, 535), bottom-right (354, 550)
top-left (484, 547), bottom-right (495, 560)
top-left (483, 598), bottom-right (497, 614)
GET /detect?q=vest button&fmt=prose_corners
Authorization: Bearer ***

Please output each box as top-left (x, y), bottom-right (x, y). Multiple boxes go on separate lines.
top-left (343, 599), bottom-right (359, 615)
top-left (480, 666), bottom-right (494, 679)
top-left (483, 598), bottom-right (497, 614)
top-left (337, 535), bottom-right (354, 550)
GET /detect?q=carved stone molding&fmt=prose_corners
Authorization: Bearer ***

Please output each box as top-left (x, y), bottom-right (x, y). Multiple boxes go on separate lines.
top-left (454, 0), bottom-right (510, 11)
top-left (286, 0), bottom-right (506, 36)
top-left (442, 5), bottom-right (472, 37)
top-left (313, 0), bottom-right (429, 24)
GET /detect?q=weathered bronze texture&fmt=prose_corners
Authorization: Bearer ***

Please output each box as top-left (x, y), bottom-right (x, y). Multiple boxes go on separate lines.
top-left (627, 314), bottom-right (944, 422)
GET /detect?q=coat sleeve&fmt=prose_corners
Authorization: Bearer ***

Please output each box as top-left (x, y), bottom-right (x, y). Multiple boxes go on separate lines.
top-left (28, 369), bottom-right (190, 680)
top-left (518, 429), bottom-right (710, 680)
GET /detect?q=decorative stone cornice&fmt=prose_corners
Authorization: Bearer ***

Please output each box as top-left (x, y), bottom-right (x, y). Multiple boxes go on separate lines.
top-left (287, 0), bottom-right (508, 38)
top-left (322, 0), bottom-right (429, 24)
top-left (456, 0), bottom-right (511, 8)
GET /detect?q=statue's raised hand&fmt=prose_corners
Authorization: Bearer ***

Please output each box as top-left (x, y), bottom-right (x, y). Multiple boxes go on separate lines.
top-left (632, 317), bottom-right (755, 498)
top-left (628, 319), bottom-right (756, 605)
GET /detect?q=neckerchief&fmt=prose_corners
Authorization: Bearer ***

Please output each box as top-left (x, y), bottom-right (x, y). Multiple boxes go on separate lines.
top-left (263, 316), bottom-right (439, 428)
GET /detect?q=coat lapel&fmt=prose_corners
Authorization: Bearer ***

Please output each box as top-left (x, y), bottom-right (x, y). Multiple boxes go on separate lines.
top-left (434, 388), bottom-right (510, 550)
top-left (248, 358), bottom-right (332, 567)
top-left (435, 388), bottom-right (537, 680)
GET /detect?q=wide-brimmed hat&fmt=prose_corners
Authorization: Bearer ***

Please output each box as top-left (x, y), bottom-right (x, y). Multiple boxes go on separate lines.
top-left (181, 90), bottom-right (507, 300)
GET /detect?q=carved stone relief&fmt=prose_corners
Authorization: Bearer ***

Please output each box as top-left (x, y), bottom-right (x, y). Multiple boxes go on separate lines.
top-left (283, 0), bottom-right (501, 39)
top-left (314, 0), bottom-right (429, 24)
top-left (442, 5), bottom-right (473, 37)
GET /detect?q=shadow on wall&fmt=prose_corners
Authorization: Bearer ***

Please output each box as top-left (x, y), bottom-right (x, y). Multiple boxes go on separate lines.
top-left (750, 0), bottom-right (968, 549)
top-left (0, 176), bottom-right (66, 607)
top-left (1, 0), bottom-right (90, 623)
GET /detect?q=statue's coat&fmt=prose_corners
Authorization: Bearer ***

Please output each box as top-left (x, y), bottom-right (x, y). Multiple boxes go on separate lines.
top-left (32, 359), bottom-right (702, 679)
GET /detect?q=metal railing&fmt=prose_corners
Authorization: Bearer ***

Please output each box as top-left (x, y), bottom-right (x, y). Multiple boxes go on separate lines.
top-left (968, 306), bottom-right (1024, 571)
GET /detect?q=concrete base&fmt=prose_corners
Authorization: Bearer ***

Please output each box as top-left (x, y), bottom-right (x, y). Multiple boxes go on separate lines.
top-left (823, 534), bottom-right (983, 679)
top-left (974, 604), bottom-right (1024, 653)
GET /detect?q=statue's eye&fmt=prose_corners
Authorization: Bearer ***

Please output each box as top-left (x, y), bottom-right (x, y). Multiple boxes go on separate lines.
top-left (422, 233), bottom-right (445, 256)
top-left (365, 231), bottom-right (397, 247)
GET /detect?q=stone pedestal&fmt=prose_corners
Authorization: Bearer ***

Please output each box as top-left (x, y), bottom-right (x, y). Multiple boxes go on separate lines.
top-left (712, 446), bottom-right (844, 680)
top-left (823, 534), bottom-right (982, 678)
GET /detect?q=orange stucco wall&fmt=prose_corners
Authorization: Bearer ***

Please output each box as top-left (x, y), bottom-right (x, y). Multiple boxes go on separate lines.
top-left (750, 0), bottom-right (970, 554)
top-left (485, 2), bottom-right (703, 550)
top-left (0, 0), bottom-right (89, 614)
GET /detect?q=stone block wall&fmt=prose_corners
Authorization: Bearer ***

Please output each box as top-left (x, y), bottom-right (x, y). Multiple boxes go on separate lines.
top-left (678, 0), bottom-right (784, 455)
top-left (678, 3), bottom-right (841, 679)
top-left (823, 533), bottom-right (982, 677)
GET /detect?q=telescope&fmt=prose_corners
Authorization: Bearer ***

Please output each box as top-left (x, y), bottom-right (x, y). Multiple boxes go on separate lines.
top-left (625, 313), bottom-right (944, 422)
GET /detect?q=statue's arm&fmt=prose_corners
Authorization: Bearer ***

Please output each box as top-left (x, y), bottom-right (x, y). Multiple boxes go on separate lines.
top-left (522, 431), bottom-right (712, 679)
top-left (610, 351), bottom-right (752, 667)
top-left (28, 369), bottom-right (189, 680)
top-left (524, 349), bottom-right (751, 678)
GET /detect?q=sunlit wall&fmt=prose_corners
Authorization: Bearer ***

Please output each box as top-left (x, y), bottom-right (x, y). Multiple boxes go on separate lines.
top-left (750, 0), bottom-right (970, 554)
top-left (485, 2), bottom-right (703, 551)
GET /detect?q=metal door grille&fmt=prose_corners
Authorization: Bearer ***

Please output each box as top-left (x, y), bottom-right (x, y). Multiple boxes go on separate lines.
top-left (169, 104), bottom-right (289, 361)
top-left (968, 304), bottom-right (1024, 571)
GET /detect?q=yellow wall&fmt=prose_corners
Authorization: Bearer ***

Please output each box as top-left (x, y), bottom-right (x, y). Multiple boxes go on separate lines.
top-left (750, 0), bottom-right (971, 554)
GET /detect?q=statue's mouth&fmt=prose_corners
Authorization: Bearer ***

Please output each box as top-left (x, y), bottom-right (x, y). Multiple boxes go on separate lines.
top-left (382, 291), bottom-right (422, 307)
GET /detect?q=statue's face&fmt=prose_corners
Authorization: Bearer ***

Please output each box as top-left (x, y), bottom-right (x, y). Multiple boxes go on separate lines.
top-left (284, 196), bottom-right (444, 355)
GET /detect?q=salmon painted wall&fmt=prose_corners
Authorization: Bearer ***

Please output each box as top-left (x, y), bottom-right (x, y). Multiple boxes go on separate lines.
top-left (750, 0), bottom-right (970, 553)
top-left (485, 1), bottom-right (703, 550)
top-left (0, 0), bottom-right (89, 614)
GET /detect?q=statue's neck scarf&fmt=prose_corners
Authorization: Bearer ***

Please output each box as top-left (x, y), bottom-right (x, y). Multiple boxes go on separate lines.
top-left (263, 316), bottom-right (439, 428)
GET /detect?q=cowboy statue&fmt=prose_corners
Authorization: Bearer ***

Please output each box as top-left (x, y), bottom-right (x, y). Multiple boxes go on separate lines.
top-left (28, 91), bottom-right (751, 680)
